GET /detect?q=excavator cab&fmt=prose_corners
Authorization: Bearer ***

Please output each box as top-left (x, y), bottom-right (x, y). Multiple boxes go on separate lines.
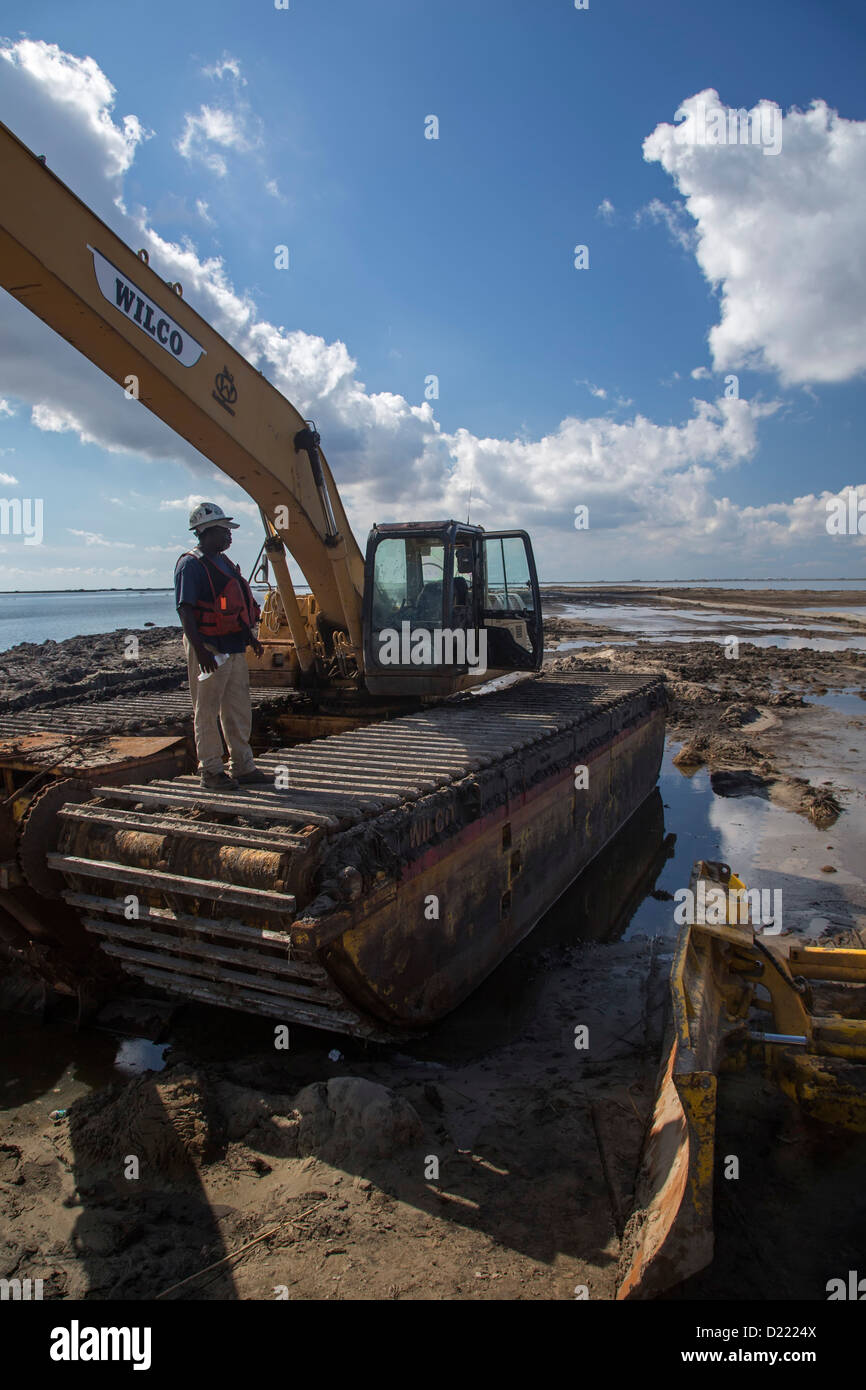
top-left (362, 520), bottom-right (543, 696)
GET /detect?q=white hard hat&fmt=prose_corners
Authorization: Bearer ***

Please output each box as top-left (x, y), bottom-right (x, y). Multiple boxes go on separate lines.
top-left (188, 501), bottom-right (239, 532)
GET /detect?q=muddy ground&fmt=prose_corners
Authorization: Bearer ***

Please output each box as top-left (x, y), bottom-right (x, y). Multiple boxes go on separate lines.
top-left (0, 625), bottom-right (182, 713)
top-left (2, 588), bottom-right (866, 1301)
top-left (1, 932), bottom-right (669, 1301)
top-left (548, 633), bottom-right (866, 832)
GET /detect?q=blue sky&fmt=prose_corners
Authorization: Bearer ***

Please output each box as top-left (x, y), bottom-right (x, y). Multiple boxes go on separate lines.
top-left (0, 0), bottom-right (865, 588)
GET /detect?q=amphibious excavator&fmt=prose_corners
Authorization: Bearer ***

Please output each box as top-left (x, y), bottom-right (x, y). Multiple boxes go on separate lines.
top-left (6, 121), bottom-right (859, 1305)
top-left (0, 118), bottom-right (666, 1035)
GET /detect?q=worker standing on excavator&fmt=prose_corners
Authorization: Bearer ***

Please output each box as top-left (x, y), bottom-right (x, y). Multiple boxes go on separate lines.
top-left (175, 502), bottom-right (271, 791)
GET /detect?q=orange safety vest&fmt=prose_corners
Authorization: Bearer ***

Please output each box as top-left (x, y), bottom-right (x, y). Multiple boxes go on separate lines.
top-left (181, 551), bottom-right (261, 638)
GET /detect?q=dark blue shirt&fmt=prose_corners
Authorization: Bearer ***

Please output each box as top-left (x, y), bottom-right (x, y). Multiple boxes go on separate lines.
top-left (175, 549), bottom-right (248, 654)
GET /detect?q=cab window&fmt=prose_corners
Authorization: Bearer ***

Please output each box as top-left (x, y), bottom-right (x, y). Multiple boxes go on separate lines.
top-left (483, 535), bottom-right (534, 613)
top-left (371, 536), bottom-right (445, 629)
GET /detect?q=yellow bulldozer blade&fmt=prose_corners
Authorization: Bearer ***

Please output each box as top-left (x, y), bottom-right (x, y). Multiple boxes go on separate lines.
top-left (617, 860), bottom-right (866, 1300)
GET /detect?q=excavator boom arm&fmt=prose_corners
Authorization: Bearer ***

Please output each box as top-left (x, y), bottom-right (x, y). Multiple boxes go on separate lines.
top-left (0, 120), bottom-right (365, 642)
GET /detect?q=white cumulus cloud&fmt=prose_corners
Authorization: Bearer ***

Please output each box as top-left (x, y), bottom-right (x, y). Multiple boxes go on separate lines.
top-left (0, 39), bottom-right (146, 217)
top-left (644, 90), bottom-right (866, 385)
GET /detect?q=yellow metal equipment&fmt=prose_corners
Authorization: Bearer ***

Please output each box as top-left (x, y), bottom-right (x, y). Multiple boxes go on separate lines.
top-left (618, 860), bottom-right (866, 1299)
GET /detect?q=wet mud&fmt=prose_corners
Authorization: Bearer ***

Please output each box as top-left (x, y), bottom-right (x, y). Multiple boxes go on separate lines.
top-left (0, 626), bottom-right (182, 712)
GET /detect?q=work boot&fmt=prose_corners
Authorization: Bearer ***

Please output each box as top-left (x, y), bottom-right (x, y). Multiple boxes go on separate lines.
top-left (233, 767), bottom-right (272, 787)
top-left (200, 769), bottom-right (239, 791)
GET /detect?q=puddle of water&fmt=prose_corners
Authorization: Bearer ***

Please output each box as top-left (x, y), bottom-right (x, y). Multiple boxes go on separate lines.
top-left (559, 633), bottom-right (866, 652)
top-left (0, 1020), bottom-right (169, 1115)
top-left (622, 749), bottom-right (780, 939)
top-left (805, 606), bottom-right (866, 619)
top-left (775, 699), bottom-right (866, 886)
top-left (624, 710), bottom-right (866, 939)
top-left (805, 688), bottom-right (866, 718)
top-left (543, 581), bottom-right (866, 593)
top-left (114, 1038), bottom-right (169, 1076)
top-left (557, 637), bottom-right (630, 650)
top-left (552, 601), bottom-right (866, 652)
top-left (741, 634), bottom-right (866, 652)
top-left (557, 602), bottom-right (846, 631)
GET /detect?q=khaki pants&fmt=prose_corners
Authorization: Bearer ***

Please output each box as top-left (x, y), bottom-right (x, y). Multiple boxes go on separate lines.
top-left (184, 636), bottom-right (256, 777)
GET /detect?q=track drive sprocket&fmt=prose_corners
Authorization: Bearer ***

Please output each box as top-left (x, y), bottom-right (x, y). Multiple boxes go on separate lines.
top-left (18, 778), bottom-right (94, 899)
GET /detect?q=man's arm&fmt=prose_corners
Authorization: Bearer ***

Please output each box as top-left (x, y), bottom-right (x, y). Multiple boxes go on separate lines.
top-left (175, 554), bottom-right (218, 674)
top-left (178, 603), bottom-right (218, 674)
top-left (231, 561), bottom-right (263, 658)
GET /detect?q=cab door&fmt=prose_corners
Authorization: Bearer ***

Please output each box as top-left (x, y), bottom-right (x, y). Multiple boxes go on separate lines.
top-left (480, 531), bottom-right (543, 671)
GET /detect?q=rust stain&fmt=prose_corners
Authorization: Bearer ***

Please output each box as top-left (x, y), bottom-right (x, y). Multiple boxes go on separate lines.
top-left (0, 733), bottom-right (71, 755)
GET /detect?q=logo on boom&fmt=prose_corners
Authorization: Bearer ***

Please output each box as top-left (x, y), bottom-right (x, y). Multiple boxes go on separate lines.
top-left (88, 245), bottom-right (206, 368)
top-left (213, 366), bottom-right (238, 415)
